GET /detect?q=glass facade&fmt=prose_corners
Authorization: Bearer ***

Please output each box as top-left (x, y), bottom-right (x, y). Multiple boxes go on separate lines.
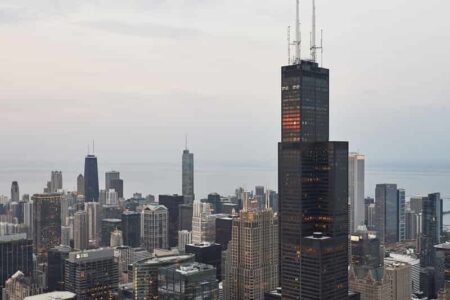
top-left (375, 184), bottom-right (398, 244)
top-left (279, 60), bottom-right (349, 299)
top-left (84, 155), bottom-right (99, 202)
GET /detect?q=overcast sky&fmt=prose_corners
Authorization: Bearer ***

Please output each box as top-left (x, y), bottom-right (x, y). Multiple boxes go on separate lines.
top-left (1, 0), bottom-right (450, 172)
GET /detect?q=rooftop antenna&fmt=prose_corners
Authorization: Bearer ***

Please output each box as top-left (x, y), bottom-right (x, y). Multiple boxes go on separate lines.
top-left (293, 0), bottom-right (301, 63)
top-left (310, 0), bottom-right (323, 64)
top-left (185, 134), bottom-right (188, 150)
top-left (93, 140), bottom-right (95, 154)
top-left (320, 29), bottom-right (324, 66)
top-left (87, 144), bottom-right (90, 155)
top-left (287, 26), bottom-right (291, 65)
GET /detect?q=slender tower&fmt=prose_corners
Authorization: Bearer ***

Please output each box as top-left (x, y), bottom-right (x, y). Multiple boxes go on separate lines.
top-left (182, 138), bottom-right (195, 205)
top-left (84, 149), bottom-right (99, 202)
top-left (279, 1), bottom-right (349, 299)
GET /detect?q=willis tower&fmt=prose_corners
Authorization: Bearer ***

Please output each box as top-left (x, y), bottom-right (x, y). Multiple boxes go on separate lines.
top-left (279, 1), bottom-right (349, 299)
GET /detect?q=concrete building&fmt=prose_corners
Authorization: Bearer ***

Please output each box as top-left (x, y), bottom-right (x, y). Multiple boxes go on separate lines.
top-left (2, 271), bottom-right (42, 300)
top-left (385, 261), bottom-right (412, 300)
top-left (225, 208), bottom-right (278, 299)
top-left (178, 230), bottom-right (192, 253)
top-left (50, 171), bottom-right (63, 193)
top-left (192, 201), bottom-right (217, 244)
top-left (10, 182), bottom-right (19, 203)
top-left (141, 204), bottom-right (168, 252)
top-left (349, 153), bottom-right (365, 233)
top-left (105, 171), bottom-right (120, 192)
top-left (84, 202), bottom-right (101, 245)
top-left (386, 253), bottom-right (420, 294)
top-left (24, 292), bottom-right (76, 300)
top-left (76, 174), bottom-right (84, 196)
top-left (110, 229), bottom-right (123, 247)
top-left (73, 210), bottom-right (89, 251)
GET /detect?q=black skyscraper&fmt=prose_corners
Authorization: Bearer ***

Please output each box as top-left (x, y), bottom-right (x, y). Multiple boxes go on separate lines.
top-left (47, 245), bottom-right (71, 292)
top-left (159, 194), bottom-right (184, 248)
top-left (84, 155), bottom-right (99, 202)
top-left (279, 59), bottom-right (349, 299)
top-left (122, 211), bottom-right (141, 248)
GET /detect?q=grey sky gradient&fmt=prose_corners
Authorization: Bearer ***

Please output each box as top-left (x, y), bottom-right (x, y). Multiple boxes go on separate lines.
top-left (0, 0), bottom-right (450, 183)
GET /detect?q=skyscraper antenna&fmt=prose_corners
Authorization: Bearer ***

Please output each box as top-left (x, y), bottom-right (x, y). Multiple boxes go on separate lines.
top-left (294, 0), bottom-right (301, 63)
top-left (311, 0), bottom-right (316, 62)
top-left (185, 134), bottom-right (188, 150)
top-left (88, 144), bottom-right (90, 155)
top-left (93, 140), bottom-right (95, 154)
top-left (287, 26), bottom-right (291, 65)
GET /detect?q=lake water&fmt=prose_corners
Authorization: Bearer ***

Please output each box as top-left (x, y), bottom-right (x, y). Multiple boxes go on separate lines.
top-left (1, 161), bottom-right (450, 224)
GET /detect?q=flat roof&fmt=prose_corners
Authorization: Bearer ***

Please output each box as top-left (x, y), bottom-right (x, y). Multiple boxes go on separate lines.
top-left (24, 292), bottom-right (76, 300)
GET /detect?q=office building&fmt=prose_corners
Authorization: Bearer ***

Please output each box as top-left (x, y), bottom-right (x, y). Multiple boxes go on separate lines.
top-left (158, 263), bottom-right (219, 299)
top-left (2, 271), bottom-right (42, 300)
top-left (47, 245), bottom-right (71, 292)
top-left (110, 229), bottom-right (123, 247)
top-left (398, 189), bottom-right (406, 242)
top-left (74, 210), bottom-right (89, 251)
top-left (24, 292), bottom-right (76, 300)
top-left (84, 154), bottom-right (99, 202)
top-left (364, 197), bottom-right (374, 227)
top-left (110, 179), bottom-right (124, 199)
top-left (60, 226), bottom-right (71, 247)
top-left (101, 218), bottom-right (122, 247)
top-left (406, 210), bottom-right (420, 241)
top-left (349, 153), bottom-right (365, 233)
top-left (186, 242), bottom-right (222, 281)
top-left (192, 201), bottom-right (216, 244)
top-left (84, 202), bottom-right (101, 245)
top-left (225, 208), bottom-right (279, 299)
top-left (375, 184), bottom-right (399, 244)
top-left (215, 216), bottom-right (233, 250)
top-left (410, 197), bottom-right (423, 214)
top-left (23, 201), bottom-right (33, 239)
top-left (106, 189), bottom-right (119, 206)
top-left (159, 194), bottom-right (184, 248)
top-left (141, 204), bottom-right (168, 252)
top-left (421, 193), bottom-right (442, 267)
top-left (266, 190), bottom-right (279, 213)
top-left (50, 171), bottom-right (63, 193)
top-left (132, 250), bottom-right (194, 299)
top-left (182, 148), bottom-right (194, 205)
top-left (179, 204), bottom-right (193, 231)
top-left (65, 248), bottom-right (118, 300)
top-left (435, 242), bottom-right (450, 296)
top-left (10, 182), bottom-right (19, 203)
top-left (105, 171), bottom-right (120, 191)
top-left (207, 193), bottom-right (222, 214)
top-left (385, 261), bottom-right (412, 300)
top-left (77, 174), bottom-right (85, 196)
top-left (178, 230), bottom-right (192, 252)
top-left (121, 211), bottom-right (141, 248)
top-left (0, 234), bottom-right (33, 296)
top-left (32, 193), bottom-right (62, 261)
top-left (385, 253), bottom-right (420, 293)
top-left (278, 20), bottom-right (349, 297)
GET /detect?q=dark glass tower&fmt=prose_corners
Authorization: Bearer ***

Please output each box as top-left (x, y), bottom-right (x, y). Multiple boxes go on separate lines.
top-left (374, 184), bottom-right (399, 244)
top-left (279, 60), bottom-right (349, 299)
top-left (121, 211), bottom-right (141, 248)
top-left (84, 155), bottom-right (99, 202)
top-left (159, 194), bottom-right (185, 248)
top-left (182, 149), bottom-right (194, 205)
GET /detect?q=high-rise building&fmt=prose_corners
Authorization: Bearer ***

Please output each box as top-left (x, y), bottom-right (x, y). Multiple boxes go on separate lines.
top-left (405, 210), bottom-right (421, 241)
top-left (110, 179), bottom-right (124, 199)
top-left (398, 189), bottom-right (406, 242)
top-left (10, 181), bottom-right (19, 203)
top-left (384, 261), bottom-right (412, 300)
top-left (279, 56), bottom-right (349, 299)
top-left (105, 171), bottom-right (120, 191)
top-left (73, 211), bottom-right (89, 251)
top-left (178, 230), bottom-right (192, 253)
top-left (364, 197), bottom-right (374, 226)
top-left (158, 263), bottom-right (219, 299)
top-left (192, 201), bottom-right (216, 244)
top-left (47, 245), bottom-right (71, 292)
top-left (32, 193), bottom-right (62, 261)
top-left (141, 204), bottom-right (168, 252)
top-left (0, 234), bottom-right (34, 296)
top-left (23, 201), bottom-right (33, 239)
top-left (76, 174), bottom-right (85, 196)
top-left (410, 197), bottom-right (423, 214)
top-left (84, 155), bottom-right (99, 202)
top-left (132, 250), bottom-right (194, 299)
top-left (375, 184), bottom-right (399, 244)
top-left (225, 208), bottom-right (279, 299)
top-left (421, 193), bottom-right (443, 267)
top-left (186, 242), bottom-right (222, 281)
top-left (50, 171), bottom-right (63, 193)
top-left (207, 193), bottom-right (222, 214)
top-left (349, 153), bottom-right (365, 233)
top-left (215, 216), bottom-right (234, 250)
top-left (121, 211), bottom-right (141, 248)
top-left (84, 202), bottom-right (101, 245)
top-left (159, 195), bottom-right (184, 248)
top-left (182, 148), bottom-right (194, 205)
top-left (65, 248), bottom-right (118, 300)
top-left (101, 218), bottom-right (122, 247)
top-left (434, 242), bottom-right (450, 296)
top-left (385, 253), bottom-right (420, 294)
top-left (178, 204), bottom-right (193, 231)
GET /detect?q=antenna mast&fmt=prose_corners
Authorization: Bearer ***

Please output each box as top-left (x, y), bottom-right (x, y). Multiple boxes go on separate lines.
top-left (310, 0), bottom-right (323, 64)
top-left (294, 0), bottom-right (301, 63)
top-left (287, 26), bottom-right (291, 65)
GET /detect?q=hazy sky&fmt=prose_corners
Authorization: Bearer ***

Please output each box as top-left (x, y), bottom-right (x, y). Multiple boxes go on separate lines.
top-left (1, 0), bottom-right (450, 178)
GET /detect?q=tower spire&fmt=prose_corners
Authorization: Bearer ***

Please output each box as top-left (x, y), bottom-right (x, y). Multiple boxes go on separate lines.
top-left (185, 134), bottom-right (188, 150)
top-left (311, 0), bottom-right (316, 62)
top-left (294, 0), bottom-right (301, 63)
